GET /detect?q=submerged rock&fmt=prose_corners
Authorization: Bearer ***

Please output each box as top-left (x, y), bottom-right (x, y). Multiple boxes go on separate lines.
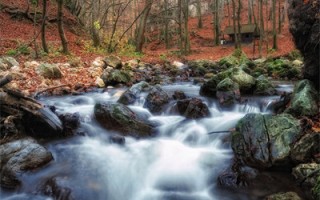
top-left (0, 138), bottom-right (53, 189)
top-left (232, 113), bottom-right (302, 169)
top-left (144, 85), bottom-right (169, 113)
top-left (40, 177), bottom-right (74, 200)
top-left (94, 102), bottom-right (155, 137)
top-left (199, 76), bottom-right (219, 97)
top-left (285, 80), bottom-right (318, 117)
top-left (176, 98), bottom-right (210, 119)
top-left (172, 90), bottom-right (187, 100)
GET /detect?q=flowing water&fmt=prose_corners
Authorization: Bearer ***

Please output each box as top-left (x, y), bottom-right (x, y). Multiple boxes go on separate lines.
top-left (1, 83), bottom-right (299, 200)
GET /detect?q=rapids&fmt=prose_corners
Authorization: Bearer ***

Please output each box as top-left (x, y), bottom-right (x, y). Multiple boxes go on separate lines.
top-left (1, 83), bottom-right (299, 200)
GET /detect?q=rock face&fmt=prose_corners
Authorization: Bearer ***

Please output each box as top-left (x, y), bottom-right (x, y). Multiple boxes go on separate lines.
top-left (94, 102), bottom-right (155, 137)
top-left (118, 81), bottom-right (151, 105)
top-left (144, 85), bottom-right (169, 113)
top-left (288, 0), bottom-right (320, 90)
top-left (176, 98), bottom-right (210, 119)
top-left (285, 80), bottom-right (318, 117)
top-left (0, 138), bottom-right (53, 189)
top-left (232, 113), bottom-right (302, 169)
top-left (216, 78), bottom-right (241, 106)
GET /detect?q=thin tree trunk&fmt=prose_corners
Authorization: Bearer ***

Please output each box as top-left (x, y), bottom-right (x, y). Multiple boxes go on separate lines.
top-left (236, 0), bottom-right (242, 49)
top-left (272, 0), bottom-right (277, 49)
top-left (178, 0), bottom-right (183, 52)
top-left (57, 0), bottom-right (69, 54)
top-left (213, 0), bottom-right (220, 46)
top-left (227, 0), bottom-right (231, 26)
top-left (183, 0), bottom-right (190, 54)
top-left (278, 0), bottom-right (282, 33)
top-left (33, 2), bottom-right (39, 58)
top-left (164, 0), bottom-right (169, 48)
top-left (135, 0), bottom-right (152, 52)
top-left (258, 0), bottom-right (264, 57)
top-left (248, 0), bottom-right (252, 24)
top-left (41, 0), bottom-right (49, 53)
top-left (196, 0), bottom-right (203, 28)
top-left (231, 0), bottom-right (238, 49)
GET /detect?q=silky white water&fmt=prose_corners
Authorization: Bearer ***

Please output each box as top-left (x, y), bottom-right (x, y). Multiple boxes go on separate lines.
top-left (1, 83), bottom-right (285, 200)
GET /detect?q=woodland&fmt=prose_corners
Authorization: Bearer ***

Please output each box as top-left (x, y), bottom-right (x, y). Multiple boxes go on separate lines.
top-left (0, 0), bottom-right (319, 200)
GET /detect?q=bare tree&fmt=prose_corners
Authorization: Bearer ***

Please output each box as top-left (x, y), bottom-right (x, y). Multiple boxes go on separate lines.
top-left (41, 0), bottom-right (49, 53)
top-left (135, 0), bottom-right (153, 52)
top-left (272, 0), bottom-right (277, 49)
top-left (57, 0), bottom-right (69, 54)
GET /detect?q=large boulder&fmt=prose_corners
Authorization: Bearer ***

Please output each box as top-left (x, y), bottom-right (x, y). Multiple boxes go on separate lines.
top-left (144, 85), bottom-right (169, 113)
top-left (176, 98), bottom-right (210, 119)
top-left (36, 63), bottom-right (63, 79)
top-left (288, 0), bottom-right (320, 90)
top-left (0, 138), bottom-right (53, 189)
top-left (231, 68), bottom-right (256, 94)
top-left (94, 102), bottom-right (155, 137)
top-left (216, 78), bottom-right (241, 106)
top-left (264, 192), bottom-right (302, 200)
top-left (254, 75), bottom-right (276, 95)
top-left (285, 80), bottom-right (318, 117)
top-left (118, 81), bottom-right (151, 105)
top-left (232, 113), bottom-right (302, 169)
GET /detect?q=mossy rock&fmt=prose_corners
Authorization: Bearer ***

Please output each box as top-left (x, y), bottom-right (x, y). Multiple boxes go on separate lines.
top-left (313, 176), bottom-right (320, 200)
top-left (285, 80), bottom-right (318, 117)
top-left (254, 75), bottom-right (276, 95)
top-left (199, 75), bottom-right (220, 97)
top-left (94, 102), bottom-right (155, 137)
top-left (36, 63), bottom-right (63, 79)
top-left (102, 69), bottom-right (131, 85)
top-left (231, 68), bottom-right (256, 94)
top-left (219, 50), bottom-right (249, 67)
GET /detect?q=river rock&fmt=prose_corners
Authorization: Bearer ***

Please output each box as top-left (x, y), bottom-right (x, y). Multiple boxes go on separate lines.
top-left (172, 90), bottom-right (187, 100)
top-left (291, 132), bottom-right (320, 164)
top-left (103, 55), bottom-right (122, 69)
top-left (232, 113), bottom-right (302, 169)
top-left (199, 75), bottom-right (219, 97)
top-left (0, 138), bottom-right (53, 189)
top-left (216, 78), bottom-right (241, 106)
top-left (94, 102), bottom-right (155, 137)
top-left (231, 68), bottom-right (256, 94)
top-left (144, 85), bottom-right (169, 113)
top-left (264, 192), bottom-right (302, 200)
top-left (36, 63), bottom-right (63, 79)
top-left (176, 98), bottom-right (210, 119)
top-left (293, 163), bottom-right (320, 200)
top-left (0, 57), bottom-right (19, 71)
top-left (40, 177), bottom-right (74, 200)
top-left (101, 69), bottom-right (131, 86)
top-left (285, 80), bottom-right (318, 117)
top-left (58, 112), bottom-right (81, 136)
top-left (118, 81), bottom-right (151, 105)
top-left (254, 75), bottom-right (276, 95)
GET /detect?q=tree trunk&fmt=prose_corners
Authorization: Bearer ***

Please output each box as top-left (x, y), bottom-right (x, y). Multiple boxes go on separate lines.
top-left (272, 0), bottom-right (277, 49)
top-left (57, 0), bottom-right (69, 54)
top-left (164, 0), bottom-right (169, 48)
top-left (236, 0), bottom-right (242, 49)
top-left (278, 0), bottom-right (282, 33)
top-left (135, 0), bottom-right (152, 52)
top-left (213, 0), bottom-right (220, 46)
top-left (248, 0), bottom-right (252, 24)
top-left (41, 0), bottom-right (49, 53)
top-left (231, 0), bottom-right (238, 49)
top-left (227, 0), bottom-right (231, 26)
top-left (178, 0), bottom-right (183, 52)
top-left (258, 0), bottom-right (264, 57)
top-left (196, 0), bottom-right (203, 28)
top-left (183, 0), bottom-right (190, 54)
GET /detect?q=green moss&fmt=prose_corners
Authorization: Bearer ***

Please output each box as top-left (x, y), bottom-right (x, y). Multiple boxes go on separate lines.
top-left (312, 176), bottom-right (320, 200)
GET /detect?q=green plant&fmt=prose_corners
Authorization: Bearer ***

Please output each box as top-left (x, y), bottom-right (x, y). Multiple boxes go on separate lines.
top-left (6, 49), bottom-right (18, 56)
top-left (159, 53), bottom-right (167, 61)
top-left (288, 49), bottom-right (303, 61)
top-left (17, 44), bottom-right (30, 55)
top-left (119, 44), bottom-right (144, 58)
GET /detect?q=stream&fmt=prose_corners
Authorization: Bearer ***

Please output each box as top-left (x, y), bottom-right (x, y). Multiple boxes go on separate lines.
top-left (1, 83), bottom-right (302, 200)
